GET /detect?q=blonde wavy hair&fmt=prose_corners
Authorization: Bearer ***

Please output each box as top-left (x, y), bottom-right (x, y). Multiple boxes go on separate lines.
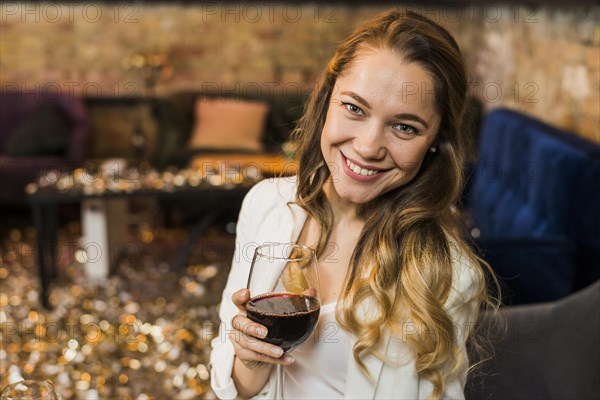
top-left (291, 9), bottom-right (501, 398)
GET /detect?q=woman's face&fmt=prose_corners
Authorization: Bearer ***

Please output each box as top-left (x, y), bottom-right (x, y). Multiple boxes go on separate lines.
top-left (321, 47), bottom-right (441, 205)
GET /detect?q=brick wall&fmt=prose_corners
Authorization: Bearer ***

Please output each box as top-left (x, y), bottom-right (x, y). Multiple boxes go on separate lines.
top-left (1, 2), bottom-right (598, 157)
top-left (441, 4), bottom-right (600, 144)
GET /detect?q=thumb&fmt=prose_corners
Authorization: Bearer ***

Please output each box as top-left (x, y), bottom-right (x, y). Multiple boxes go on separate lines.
top-left (232, 288), bottom-right (250, 308)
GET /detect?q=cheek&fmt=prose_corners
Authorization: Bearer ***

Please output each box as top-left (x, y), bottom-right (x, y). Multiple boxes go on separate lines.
top-left (321, 108), bottom-right (350, 145)
top-left (320, 118), bottom-right (338, 164)
top-left (390, 144), bottom-right (430, 172)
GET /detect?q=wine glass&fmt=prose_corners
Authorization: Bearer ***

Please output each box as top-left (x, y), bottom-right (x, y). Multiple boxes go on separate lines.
top-left (0, 380), bottom-right (59, 400)
top-left (245, 243), bottom-right (321, 400)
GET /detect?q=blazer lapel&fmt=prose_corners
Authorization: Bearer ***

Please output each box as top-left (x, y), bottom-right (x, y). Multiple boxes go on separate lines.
top-left (344, 334), bottom-right (391, 399)
top-left (344, 296), bottom-right (395, 399)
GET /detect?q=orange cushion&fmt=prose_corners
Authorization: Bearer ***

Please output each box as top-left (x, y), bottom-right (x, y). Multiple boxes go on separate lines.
top-left (188, 97), bottom-right (269, 151)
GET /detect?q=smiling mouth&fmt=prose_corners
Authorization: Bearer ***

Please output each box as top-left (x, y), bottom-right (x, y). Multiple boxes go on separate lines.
top-left (345, 157), bottom-right (385, 176)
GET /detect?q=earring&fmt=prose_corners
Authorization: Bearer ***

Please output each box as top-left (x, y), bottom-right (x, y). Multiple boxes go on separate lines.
top-left (429, 146), bottom-right (437, 153)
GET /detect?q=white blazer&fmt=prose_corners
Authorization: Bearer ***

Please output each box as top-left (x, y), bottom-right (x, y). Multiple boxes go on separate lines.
top-left (210, 178), bottom-right (479, 400)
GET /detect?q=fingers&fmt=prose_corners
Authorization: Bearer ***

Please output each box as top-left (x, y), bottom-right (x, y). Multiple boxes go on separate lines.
top-left (231, 314), bottom-right (267, 339)
top-left (229, 315), bottom-right (294, 366)
top-left (229, 330), bottom-right (295, 366)
top-left (234, 343), bottom-right (295, 367)
top-left (232, 288), bottom-right (251, 313)
top-left (303, 287), bottom-right (317, 298)
top-left (228, 289), bottom-right (295, 367)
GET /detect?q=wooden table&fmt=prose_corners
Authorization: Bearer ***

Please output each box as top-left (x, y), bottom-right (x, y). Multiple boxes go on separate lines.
top-left (28, 154), bottom-right (298, 308)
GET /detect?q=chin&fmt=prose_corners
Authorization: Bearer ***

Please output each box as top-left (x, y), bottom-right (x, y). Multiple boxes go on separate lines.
top-left (345, 195), bottom-right (375, 205)
top-left (334, 184), bottom-right (379, 205)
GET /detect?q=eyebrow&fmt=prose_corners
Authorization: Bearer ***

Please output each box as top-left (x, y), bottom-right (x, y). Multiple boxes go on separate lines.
top-left (393, 113), bottom-right (430, 129)
top-left (341, 91), bottom-right (371, 109)
top-left (339, 90), bottom-right (430, 129)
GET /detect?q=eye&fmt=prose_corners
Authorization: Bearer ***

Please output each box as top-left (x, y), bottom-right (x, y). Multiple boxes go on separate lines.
top-left (393, 123), bottom-right (419, 135)
top-left (341, 102), bottom-right (365, 116)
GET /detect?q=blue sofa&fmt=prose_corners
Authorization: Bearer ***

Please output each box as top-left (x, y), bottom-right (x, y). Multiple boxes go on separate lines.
top-left (465, 108), bottom-right (600, 304)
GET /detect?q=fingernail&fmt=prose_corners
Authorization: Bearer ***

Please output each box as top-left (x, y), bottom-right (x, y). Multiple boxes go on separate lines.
top-left (284, 355), bottom-right (295, 363)
top-left (255, 327), bottom-right (266, 337)
top-left (270, 347), bottom-right (283, 356)
top-left (240, 289), bottom-right (248, 298)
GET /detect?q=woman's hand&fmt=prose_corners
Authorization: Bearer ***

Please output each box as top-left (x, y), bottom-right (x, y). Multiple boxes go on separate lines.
top-left (229, 289), bottom-right (295, 370)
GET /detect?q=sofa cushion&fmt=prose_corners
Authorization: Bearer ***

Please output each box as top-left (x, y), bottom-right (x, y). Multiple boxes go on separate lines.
top-left (187, 97), bottom-right (269, 152)
top-left (471, 109), bottom-right (595, 238)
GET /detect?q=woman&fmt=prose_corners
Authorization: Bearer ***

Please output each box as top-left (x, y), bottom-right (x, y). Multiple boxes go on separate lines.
top-left (210, 9), bottom-right (498, 399)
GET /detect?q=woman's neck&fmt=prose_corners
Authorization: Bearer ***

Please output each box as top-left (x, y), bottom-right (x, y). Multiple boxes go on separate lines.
top-left (322, 181), bottom-right (363, 226)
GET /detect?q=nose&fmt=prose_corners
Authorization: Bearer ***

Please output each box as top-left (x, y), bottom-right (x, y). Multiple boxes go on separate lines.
top-left (353, 123), bottom-right (386, 161)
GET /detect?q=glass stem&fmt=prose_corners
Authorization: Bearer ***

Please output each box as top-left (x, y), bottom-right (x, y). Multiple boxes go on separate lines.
top-left (275, 364), bottom-right (285, 399)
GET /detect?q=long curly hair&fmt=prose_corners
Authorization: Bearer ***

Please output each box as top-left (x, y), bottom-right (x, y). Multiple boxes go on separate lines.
top-left (291, 9), bottom-right (500, 398)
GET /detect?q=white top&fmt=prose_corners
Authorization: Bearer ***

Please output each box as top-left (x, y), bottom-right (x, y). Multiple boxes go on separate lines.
top-left (209, 178), bottom-right (480, 400)
top-left (284, 302), bottom-right (353, 399)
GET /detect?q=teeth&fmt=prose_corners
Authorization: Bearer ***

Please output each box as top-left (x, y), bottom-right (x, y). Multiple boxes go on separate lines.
top-left (346, 158), bottom-right (379, 176)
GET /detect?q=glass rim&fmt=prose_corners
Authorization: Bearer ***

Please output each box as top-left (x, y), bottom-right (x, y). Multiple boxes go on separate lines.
top-left (2, 379), bottom-right (55, 387)
top-left (1, 379), bottom-right (57, 398)
top-left (254, 243), bottom-right (315, 261)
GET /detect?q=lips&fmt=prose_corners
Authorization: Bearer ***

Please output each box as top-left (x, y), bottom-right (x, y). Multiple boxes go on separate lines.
top-left (345, 158), bottom-right (380, 176)
top-left (341, 152), bottom-right (390, 180)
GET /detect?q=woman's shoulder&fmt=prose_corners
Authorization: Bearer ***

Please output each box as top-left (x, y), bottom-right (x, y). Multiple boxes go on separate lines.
top-left (236, 177), bottom-right (304, 245)
top-left (239, 177), bottom-right (298, 218)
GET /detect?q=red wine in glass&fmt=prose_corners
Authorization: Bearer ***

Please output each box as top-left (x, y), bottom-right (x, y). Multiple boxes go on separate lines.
top-left (245, 243), bottom-right (321, 399)
top-left (246, 293), bottom-right (320, 352)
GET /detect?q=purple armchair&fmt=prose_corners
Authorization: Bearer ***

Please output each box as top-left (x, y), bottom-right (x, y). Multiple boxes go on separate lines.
top-left (0, 91), bottom-right (89, 205)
